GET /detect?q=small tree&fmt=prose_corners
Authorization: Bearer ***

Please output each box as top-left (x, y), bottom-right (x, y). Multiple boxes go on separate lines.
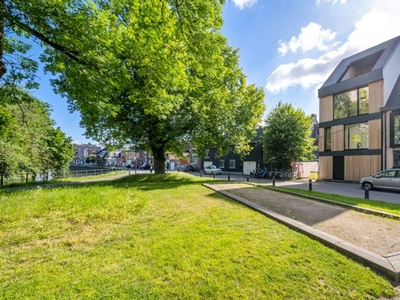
top-left (262, 102), bottom-right (316, 169)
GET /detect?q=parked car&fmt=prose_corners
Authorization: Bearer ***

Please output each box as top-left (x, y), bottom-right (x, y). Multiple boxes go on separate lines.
top-left (178, 165), bottom-right (195, 172)
top-left (203, 165), bottom-right (222, 175)
top-left (360, 168), bottom-right (400, 190)
top-left (139, 163), bottom-right (150, 170)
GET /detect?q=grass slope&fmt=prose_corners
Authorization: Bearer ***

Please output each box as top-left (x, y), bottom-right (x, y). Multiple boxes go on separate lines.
top-left (0, 173), bottom-right (396, 299)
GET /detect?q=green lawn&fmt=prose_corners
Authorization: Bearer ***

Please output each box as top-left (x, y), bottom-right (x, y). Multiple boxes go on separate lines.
top-left (0, 173), bottom-right (397, 299)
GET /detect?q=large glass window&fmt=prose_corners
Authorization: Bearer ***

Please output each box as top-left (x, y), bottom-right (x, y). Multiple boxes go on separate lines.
top-left (345, 122), bottom-right (369, 149)
top-left (359, 87), bottom-right (369, 114)
top-left (334, 87), bottom-right (369, 119)
top-left (325, 128), bottom-right (331, 151)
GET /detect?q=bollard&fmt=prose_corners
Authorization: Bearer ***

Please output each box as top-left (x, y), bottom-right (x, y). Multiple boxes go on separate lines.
top-left (228, 175), bottom-right (230, 181)
top-left (364, 186), bottom-right (370, 199)
top-left (309, 179), bottom-right (312, 191)
top-left (213, 173), bottom-right (215, 179)
top-left (272, 176), bottom-right (275, 186)
top-left (200, 171), bottom-right (203, 177)
top-left (247, 177), bottom-right (249, 182)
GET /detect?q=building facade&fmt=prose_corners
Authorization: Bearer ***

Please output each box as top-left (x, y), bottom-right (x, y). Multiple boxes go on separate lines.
top-left (201, 127), bottom-right (263, 175)
top-left (318, 36), bottom-right (400, 181)
top-left (72, 143), bottom-right (102, 165)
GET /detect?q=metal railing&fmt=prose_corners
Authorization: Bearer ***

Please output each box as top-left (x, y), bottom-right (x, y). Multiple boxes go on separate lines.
top-left (0, 167), bottom-right (123, 186)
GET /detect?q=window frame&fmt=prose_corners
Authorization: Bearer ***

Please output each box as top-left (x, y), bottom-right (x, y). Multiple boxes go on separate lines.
top-left (344, 122), bottom-right (369, 150)
top-left (219, 159), bottom-right (225, 169)
top-left (325, 127), bottom-right (331, 151)
top-left (229, 159), bottom-right (235, 169)
top-left (390, 111), bottom-right (400, 147)
top-left (333, 86), bottom-right (369, 120)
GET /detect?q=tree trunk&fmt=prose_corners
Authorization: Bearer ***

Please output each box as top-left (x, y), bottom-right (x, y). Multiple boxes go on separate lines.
top-left (151, 145), bottom-right (166, 174)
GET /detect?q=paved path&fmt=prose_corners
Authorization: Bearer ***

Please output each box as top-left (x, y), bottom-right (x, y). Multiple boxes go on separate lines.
top-left (197, 172), bottom-right (400, 204)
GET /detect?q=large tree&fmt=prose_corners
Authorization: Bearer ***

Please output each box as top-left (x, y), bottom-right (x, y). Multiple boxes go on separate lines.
top-left (1, 0), bottom-right (266, 174)
top-left (262, 102), bottom-right (316, 169)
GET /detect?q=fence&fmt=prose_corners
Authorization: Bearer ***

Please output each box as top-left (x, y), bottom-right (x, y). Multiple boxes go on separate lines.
top-left (0, 167), bottom-right (123, 187)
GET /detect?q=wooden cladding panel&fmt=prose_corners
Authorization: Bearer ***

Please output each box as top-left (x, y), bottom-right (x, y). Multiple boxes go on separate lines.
top-left (369, 80), bottom-right (383, 113)
top-left (369, 119), bottom-right (381, 149)
top-left (319, 128), bottom-right (325, 151)
top-left (331, 125), bottom-right (344, 151)
top-left (344, 155), bottom-right (381, 181)
top-left (319, 95), bottom-right (333, 122)
top-left (319, 157), bottom-right (332, 180)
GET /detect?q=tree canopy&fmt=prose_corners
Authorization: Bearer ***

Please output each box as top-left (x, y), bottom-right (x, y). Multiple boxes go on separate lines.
top-left (262, 102), bottom-right (316, 169)
top-left (0, 89), bottom-right (74, 178)
top-left (1, 0), bottom-right (266, 174)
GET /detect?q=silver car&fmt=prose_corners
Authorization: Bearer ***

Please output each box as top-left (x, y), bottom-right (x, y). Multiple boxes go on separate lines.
top-left (360, 168), bottom-right (400, 190)
top-left (203, 165), bottom-right (223, 175)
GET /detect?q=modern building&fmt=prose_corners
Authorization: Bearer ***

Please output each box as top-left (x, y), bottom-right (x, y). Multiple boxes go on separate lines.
top-left (318, 35), bottom-right (400, 181)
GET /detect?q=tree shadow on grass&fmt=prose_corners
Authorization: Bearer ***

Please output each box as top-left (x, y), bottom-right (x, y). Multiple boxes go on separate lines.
top-left (0, 172), bottom-right (228, 194)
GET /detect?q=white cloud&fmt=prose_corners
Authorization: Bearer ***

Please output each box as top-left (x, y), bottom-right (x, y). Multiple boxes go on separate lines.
top-left (278, 22), bottom-right (337, 55)
top-left (266, 57), bottom-right (333, 93)
top-left (266, 8), bottom-right (400, 94)
top-left (316, 0), bottom-right (347, 5)
top-left (346, 9), bottom-right (400, 51)
top-left (232, 0), bottom-right (257, 9)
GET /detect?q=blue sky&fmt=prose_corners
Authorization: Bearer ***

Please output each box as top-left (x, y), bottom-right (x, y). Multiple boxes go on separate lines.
top-left (32, 0), bottom-right (400, 144)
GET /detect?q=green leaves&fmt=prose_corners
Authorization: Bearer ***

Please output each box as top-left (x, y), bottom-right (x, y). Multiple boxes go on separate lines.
top-left (2, 0), bottom-right (265, 174)
top-left (0, 89), bottom-right (74, 177)
top-left (262, 102), bottom-right (317, 169)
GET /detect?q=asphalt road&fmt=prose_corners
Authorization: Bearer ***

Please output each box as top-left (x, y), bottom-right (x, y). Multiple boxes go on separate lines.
top-left (196, 171), bottom-right (400, 205)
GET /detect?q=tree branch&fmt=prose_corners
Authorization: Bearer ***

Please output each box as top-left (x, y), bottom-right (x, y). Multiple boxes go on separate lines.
top-left (2, 11), bottom-right (99, 71)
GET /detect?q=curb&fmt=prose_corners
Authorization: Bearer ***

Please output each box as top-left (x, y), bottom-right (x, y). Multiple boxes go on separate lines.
top-left (204, 183), bottom-right (400, 285)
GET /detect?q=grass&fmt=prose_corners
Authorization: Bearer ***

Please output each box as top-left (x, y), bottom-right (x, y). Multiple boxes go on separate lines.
top-left (0, 172), bottom-right (397, 299)
top-left (268, 185), bottom-right (400, 216)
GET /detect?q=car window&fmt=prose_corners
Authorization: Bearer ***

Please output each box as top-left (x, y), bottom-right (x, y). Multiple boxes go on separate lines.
top-left (381, 170), bottom-right (397, 178)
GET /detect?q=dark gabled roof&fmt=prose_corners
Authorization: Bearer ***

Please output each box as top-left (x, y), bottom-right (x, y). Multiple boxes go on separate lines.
top-left (320, 35), bottom-right (400, 92)
top-left (383, 74), bottom-right (400, 111)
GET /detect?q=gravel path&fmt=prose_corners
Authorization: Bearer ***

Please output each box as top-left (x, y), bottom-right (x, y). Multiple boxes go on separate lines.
top-left (211, 183), bottom-right (400, 256)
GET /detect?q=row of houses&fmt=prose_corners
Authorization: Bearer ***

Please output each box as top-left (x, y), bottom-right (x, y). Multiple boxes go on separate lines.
top-left (71, 143), bottom-right (193, 171)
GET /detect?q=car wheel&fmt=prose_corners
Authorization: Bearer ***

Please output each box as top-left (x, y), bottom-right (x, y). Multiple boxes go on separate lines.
top-left (362, 182), bottom-right (373, 190)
